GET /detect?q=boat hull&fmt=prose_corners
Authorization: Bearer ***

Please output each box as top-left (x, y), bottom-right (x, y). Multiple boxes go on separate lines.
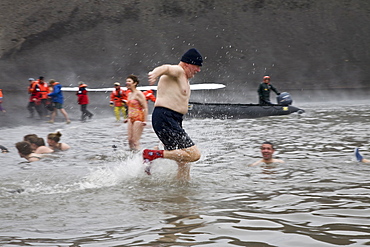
top-left (187, 102), bottom-right (304, 119)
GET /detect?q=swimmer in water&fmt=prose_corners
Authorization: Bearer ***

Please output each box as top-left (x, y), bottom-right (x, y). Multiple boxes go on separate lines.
top-left (23, 134), bottom-right (54, 154)
top-left (15, 141), bottom-right (41, 162)
top-left (250, 141), bottom-right (284, 166)
top-left (355, 148), bottom-right (370, 163)
top-left (47, 131), bottom-right (70, 151)
top-left (0, 145), bottom-right (9, 153)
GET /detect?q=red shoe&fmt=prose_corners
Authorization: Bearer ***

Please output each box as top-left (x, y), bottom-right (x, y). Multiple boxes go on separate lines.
top-left (143, 149), bottom-right (164, 162)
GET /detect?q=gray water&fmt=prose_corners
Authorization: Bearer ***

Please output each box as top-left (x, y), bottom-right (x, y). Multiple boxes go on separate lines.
top-left (1, 100), bottom-right (370, 246)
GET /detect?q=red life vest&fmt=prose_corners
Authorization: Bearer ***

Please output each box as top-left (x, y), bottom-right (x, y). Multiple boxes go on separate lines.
top-left (76, 86), bottom-right (89, 105)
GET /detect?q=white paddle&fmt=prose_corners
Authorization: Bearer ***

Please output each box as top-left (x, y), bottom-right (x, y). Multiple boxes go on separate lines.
top-left (62, 83), bottom-right (225, 92)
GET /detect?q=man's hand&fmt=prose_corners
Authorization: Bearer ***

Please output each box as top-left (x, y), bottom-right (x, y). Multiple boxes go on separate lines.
top-left (148, 71), bottom-right (158, 85)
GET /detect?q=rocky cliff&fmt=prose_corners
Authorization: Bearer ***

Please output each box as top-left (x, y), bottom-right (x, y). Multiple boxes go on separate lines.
top-left (1, 0), bottom-right (369, 92)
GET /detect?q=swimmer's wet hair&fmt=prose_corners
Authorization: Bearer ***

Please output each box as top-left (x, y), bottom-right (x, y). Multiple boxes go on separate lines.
top-left (262, 141), bottom-right (274, 149)
top-left (36, 137), bottom-right (46, 147)
top-left (47, 131), bottom-right (62, 143)
top-left (24, 134), bottom-right (38, 142)
top-left (16, 141), bottom-right (33, 155)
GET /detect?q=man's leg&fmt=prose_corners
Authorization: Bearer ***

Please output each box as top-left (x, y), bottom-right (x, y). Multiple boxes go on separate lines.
top-left (176, 162), bottom-right (191, 181)
top-left (49, 109), bottom-right (57, 123)
top-left (114, 106), bottom-right (120, 121)
top-left (60, 108), bottom-right (71, 123)
top-left (81, 104), bottom-right (87, 121)
top-left (163, 145), bottom-right (201, 163)
top-left (27, 102), bottom-right (34, 117)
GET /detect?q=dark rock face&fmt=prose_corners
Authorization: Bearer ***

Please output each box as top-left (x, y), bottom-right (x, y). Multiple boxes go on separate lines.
top-left (1, 0), bottom-right (370, 91)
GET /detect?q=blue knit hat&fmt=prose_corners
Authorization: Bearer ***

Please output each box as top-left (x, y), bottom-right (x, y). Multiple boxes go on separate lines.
top-left (180, 48), bottom-right (203, 66)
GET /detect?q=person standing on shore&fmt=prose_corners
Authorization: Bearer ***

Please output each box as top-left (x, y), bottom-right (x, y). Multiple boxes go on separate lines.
top-left (110, 82), bottom-right (128, 122)
top-left (27, 78), bottom-right (42, 118)
top-left (76, 81), bottom-right (93, 122)
top-left (142, 48), bottom-right (203, 181)
top-left (47, 79), bottom-right (71, 124)
top-left (0, 89), bottom-right (5, 113)
top-left (33, 76), bottom-right (50, 117)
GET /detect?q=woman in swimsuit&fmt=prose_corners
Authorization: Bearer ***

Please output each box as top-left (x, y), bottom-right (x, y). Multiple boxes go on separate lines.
top-left (15, 141), bottom-right (42, 162)
top-left (47, 131), bottom-right (70, 151)
top-left (125, 75), bottom-right (148, 150)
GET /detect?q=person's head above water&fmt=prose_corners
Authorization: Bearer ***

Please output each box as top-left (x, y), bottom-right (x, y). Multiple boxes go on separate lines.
top-left (47, 131), bottom-right (62, 143)
top-left (260, 141), bottom-right (275, 161)
top-left (15, 141), bottom-right (33, 156)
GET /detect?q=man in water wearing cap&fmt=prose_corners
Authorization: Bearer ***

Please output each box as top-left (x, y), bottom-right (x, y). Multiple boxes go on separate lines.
top-left (257, 75), bottom-right (280, 105)
top-left (143, 48), bottom-right (203, 181)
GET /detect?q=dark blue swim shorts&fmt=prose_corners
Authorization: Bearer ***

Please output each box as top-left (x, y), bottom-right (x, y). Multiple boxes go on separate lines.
top-left (152, 107), bottom-right (195, 151)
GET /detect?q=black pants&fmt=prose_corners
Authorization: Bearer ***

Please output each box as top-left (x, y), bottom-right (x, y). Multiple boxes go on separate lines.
top-left (27, 102), bottom-right (43, 118)
top-left (80, 104), bottom-right (93, 120)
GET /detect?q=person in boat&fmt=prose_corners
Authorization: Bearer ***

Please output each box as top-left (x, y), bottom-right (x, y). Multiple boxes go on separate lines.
top-left (125, 74), bottom-right (148, 151)
top-left (23, 134), bottom-right (54, 154)
top-left (355, 148), bottom-right (370, 163)
top-left (250, 141), bottom-right (284, 166)
top-left (15, 141), bottom-right (42, 162)
top-left (47, 131), bottom-right (70, 151)
top-left (47, 79), bottom-right (71, 124)
top-left (76, 81), bottom-right (94, 122)
top-left (257, 75), bottom-right (280, 105)
top-left (143, 48), bottom-right (202, 181)
top-left (110, 82), bottom-right (129, 122)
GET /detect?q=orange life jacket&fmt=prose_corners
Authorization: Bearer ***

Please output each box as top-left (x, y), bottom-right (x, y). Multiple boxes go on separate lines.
top-left (34, 80), bottom-right (50, 99)
top-left (143, 90), bottom-right (156, 102)
top-left (110, 88), bottom-right (128, 107)
top-left (28, 81), bottom-right (39, 102)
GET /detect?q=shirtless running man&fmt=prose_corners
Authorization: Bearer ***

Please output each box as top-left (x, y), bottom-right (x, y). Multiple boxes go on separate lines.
top-left (143, 48), bottom-right (203, 181)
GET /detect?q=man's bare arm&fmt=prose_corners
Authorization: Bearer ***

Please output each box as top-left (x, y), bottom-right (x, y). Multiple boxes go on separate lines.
top-left (148, 65), bottom-right (183, 85)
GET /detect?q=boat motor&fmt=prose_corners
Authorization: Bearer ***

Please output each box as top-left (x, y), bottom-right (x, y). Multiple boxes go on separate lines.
top-left (277, 92), bottom-right (293, 105)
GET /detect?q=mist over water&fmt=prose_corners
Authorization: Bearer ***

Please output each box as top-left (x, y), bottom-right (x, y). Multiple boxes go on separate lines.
top-left (1, 98), bottom-right (370, 246)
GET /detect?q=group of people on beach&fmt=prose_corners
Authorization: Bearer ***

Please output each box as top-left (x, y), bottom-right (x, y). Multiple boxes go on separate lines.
top-left (27, 77), bottom-right (71, 123)
top-left (15, 132), bottom-right (70, 162)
